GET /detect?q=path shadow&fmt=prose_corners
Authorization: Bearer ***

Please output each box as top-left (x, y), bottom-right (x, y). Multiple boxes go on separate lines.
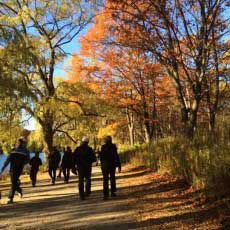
top-left (136, 206), bottom-right (220, 229)
top-left (0, 187), bottom-right (137, 230)
top-left (0, 166), bottom-right (226, 230)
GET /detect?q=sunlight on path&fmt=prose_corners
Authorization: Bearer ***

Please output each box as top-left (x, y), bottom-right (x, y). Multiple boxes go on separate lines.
top-left (0, 166), bottom-right (137, 230)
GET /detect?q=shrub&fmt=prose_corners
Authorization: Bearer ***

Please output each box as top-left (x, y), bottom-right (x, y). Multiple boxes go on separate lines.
top-left (119, 133), bottom-right (230, 197)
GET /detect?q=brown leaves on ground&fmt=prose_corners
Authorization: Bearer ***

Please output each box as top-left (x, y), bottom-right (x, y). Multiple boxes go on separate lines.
top-left (121, 164), bottom-right (230, 230)
top-left (0, 165), bottom-right (229, 229)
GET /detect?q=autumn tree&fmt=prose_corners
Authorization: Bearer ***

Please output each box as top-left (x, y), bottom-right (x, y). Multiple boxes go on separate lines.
top-left (106, 0), bottom-right (230, 136)
top-left (0, 0), bottom-right (101, 155)
top-left (68, 10), bottom-right (175, 144)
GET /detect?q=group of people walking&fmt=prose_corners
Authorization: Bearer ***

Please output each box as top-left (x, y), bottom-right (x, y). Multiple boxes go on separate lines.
top-left (0, 136), bottom-right (121, 204)
top-left (47, 146), bottom-right (77, 185)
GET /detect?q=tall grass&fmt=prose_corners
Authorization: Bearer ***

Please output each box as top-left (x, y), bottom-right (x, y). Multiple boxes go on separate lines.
top-left (119, 124), bottom-right (230, 197)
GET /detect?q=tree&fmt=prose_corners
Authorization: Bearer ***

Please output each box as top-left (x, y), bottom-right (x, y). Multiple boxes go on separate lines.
top-left (68, 11), bottom-right (175, 143)
top-left (0, 97), bottom-right (23, 153)
top-left (0, 0), bottom-right (101, 156)
top-left (106, 0), bottom-right (230, 136)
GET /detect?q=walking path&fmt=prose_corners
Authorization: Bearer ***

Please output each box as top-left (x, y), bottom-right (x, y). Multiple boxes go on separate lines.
top-left (0, 165), bottom-right (227, 229)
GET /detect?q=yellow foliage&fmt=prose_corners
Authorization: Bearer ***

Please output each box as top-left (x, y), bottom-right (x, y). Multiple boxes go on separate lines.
top-left (97, 120), bottom-right (126, 139)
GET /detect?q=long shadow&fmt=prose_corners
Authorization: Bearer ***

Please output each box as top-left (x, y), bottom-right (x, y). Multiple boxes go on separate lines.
top-left (1, 166), bottom-right (223, 229)
top-left (136, 206), bottom-right (219, 228)
top-left (0, 168), bottom-right (133, 193)
top-left (0, 179), bottom-right (219, 230)
top-left (123, 165), bottom-right (148, 172)
top-left (119, 178), bottom-right (190, 199)
top-left (115, 170), bottom-right (150, 180)
top-left (23, 171), bottom-right (135, 194)
top-left (0, 186), bottom-right (137, 230)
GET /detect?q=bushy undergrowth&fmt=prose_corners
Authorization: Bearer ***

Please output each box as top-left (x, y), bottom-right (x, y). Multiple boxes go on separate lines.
top-left (119, 130), bottom-right (230, 197)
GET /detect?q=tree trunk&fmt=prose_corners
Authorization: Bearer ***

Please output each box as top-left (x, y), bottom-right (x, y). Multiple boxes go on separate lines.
top-left (187, 110), bottom-right (197, 138)
top-left (126, 108), bottom-right (135, 146)
top-left (143, 102), bottom-right (154, 142)
top-left (208, 110), bottom-right (216, 132)
top-left (181, 107), bottom-right (189, 135)
top-left (42, 122), bottom-right (54, 160)
top-left (144, 120), bottom-right (152, 143)
top-left (128, 124), bottom-right (135, 146)
top-left (186, 98), bottom-right (200, 138)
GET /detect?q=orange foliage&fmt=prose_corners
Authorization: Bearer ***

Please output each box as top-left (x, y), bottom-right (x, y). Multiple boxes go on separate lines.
top-left (67, 3), bottom-right (177, 140)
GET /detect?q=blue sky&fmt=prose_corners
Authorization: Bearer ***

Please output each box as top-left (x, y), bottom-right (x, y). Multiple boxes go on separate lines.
top-left (23, 4), bottom-right (230, 130)
top-left (54, 39), bottom-right (81, 79)
top-left (24, 38), bottom-right (81, 130)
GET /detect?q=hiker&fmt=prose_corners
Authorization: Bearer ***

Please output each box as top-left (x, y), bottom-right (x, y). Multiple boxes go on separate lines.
top-left (61, 146), bottom-right (73, 183)
top-left (48, 146), bottom-right (61, 185)
top-left (29, 151), bottom-right (42, 187)
top-left (1, 138), bottom-right (30, 204)
top-left (73, 137), bottom-right (96, 200)
top-left (95, 148), bottom-right (100, 166)
top-left (99, 136), bottom-right (121, 200)
top-left (57, 147), bottom-right (65, 179)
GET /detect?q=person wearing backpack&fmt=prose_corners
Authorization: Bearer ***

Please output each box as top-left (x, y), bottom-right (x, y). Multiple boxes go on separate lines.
top-left (1, 138), bottom-right (30, 204)
top-left (99, 136), bottom-right (121, 200)
top-left (73, 137), bottom-right (96, 200)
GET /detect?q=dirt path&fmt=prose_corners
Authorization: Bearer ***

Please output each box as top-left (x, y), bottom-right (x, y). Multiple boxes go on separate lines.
top-left (0, 166), bottom-right (138, 230)
top-left (0, 165), bottom-right (228, 230)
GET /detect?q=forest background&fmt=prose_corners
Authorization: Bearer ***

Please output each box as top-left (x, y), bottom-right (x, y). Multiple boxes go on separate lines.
top-left (0, 0), bottom-right (230, 198)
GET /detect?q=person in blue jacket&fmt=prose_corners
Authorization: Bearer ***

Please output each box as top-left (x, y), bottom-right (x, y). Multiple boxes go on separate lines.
top-left (1, 138), bottom-right (30, 204)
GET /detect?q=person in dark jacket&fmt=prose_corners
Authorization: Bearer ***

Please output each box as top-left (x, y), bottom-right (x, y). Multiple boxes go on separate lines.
top-left (1, 138), bottom-right (30, 204)
top-left (73, 137), bottom-right (96, 200)
top-left (61, 146), bottom-right (73, 183)
top-left (29, 151), bottom-right (42, 187)
top-left (100, 136), bottom-right (121, 200)
top-left (48, 147), bottom-right (61, 185)
top-left (57, 147), bottom-right (65, 179)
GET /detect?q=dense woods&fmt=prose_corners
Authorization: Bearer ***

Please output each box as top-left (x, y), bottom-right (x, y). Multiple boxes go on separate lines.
top-left (0, 0), bottom-right (230, 195)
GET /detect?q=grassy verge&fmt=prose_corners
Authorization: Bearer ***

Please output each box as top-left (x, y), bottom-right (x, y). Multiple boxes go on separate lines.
top-left (119, 133), bottom-right (230, 199)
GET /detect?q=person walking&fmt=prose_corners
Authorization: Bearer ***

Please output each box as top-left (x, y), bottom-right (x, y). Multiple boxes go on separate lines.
top-left (48, 146), bottom-right (61, 185)
top-left (1, 138), bottom-right (30, 204)
top-left (100, 136), bottom-right (121, 200)
top-left (61, 146), bottom-right (73, 183)
top-left (57, 147), bottom-right (65, 179)
top-left (29, 151), bottom-right (42, 187)
top-left (73, 137), bottom-right (96, 200)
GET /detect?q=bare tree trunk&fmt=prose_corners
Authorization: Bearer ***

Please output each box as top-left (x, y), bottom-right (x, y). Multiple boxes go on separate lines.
top-left (186, 98), bottom-right (200, 138)
top-left (126, 108), bottom-right (135, 146)
top-left (42, 128), bottom-right (54, 160)
top-left (41, 112), bottom-right (54, 159)
top-left (144, 120), bottom-right (152, 143)
top-left (128, 124), bottom-right (135, 146)
top-left (125, 107), bottom-right (135, 146)
top-left (208, 110), bottom-right (216, 132)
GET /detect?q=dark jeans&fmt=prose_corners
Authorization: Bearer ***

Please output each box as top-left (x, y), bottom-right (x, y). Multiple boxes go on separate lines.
top-left (78, 167), bottom-right (92, 199)
top-left (101, 166), bottom-right (116, 197)
top-left (63, 167), bottom-right (70, 182)
top-left (30, 168), bottom-right (38, 186)
top-left (9, 169), bottom-right (23, 200)
top-left (48, 167), bottom-right (57, 183)
top-left (58, 167), bottom-right (62, 177)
